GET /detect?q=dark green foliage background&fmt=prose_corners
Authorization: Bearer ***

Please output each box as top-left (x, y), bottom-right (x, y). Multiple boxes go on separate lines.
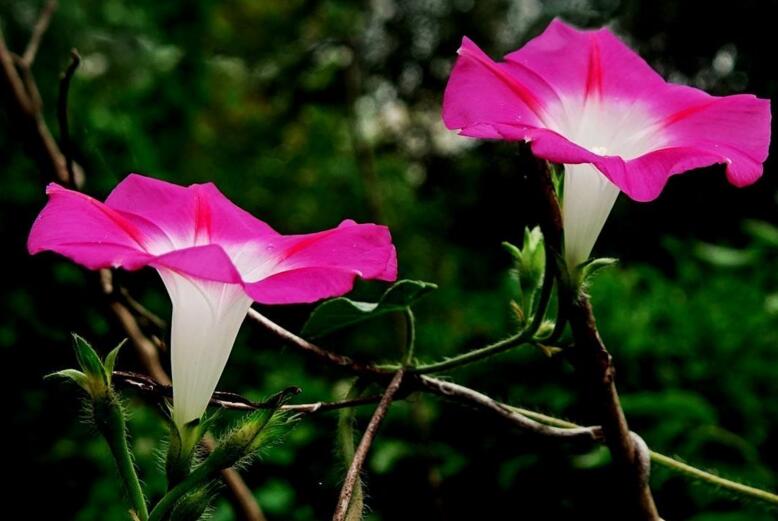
top-left (1, 1), bottom-right (777, 519)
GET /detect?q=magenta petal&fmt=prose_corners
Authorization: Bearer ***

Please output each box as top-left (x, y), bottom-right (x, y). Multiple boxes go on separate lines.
top-left (151, 244), bottom-right (243, 284)
top-left (267, 220), bottom-right (396, 279)
top-left (442, 37), bottom-right (558, 137)
top-left (105, 174), bottom-right (277, 249)
top-left (504, 19), bottom-right (665, 103)
top-left (193, 183), bottom-right (279, 243)
top-left (655, 90), bottom-right (771, 188)
top-left (241, 220), bottom-right (397, 303)
top-left (30, 175), bottom-right (398, 304)
top-left (28, 184), bottom-right (153, 270)
top-left (442, 19), bottom-right (772, 200)
top-left (245, 267), bottom-right (361, 304)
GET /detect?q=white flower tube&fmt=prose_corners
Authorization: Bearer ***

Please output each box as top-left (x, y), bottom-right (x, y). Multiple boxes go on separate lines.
top-left (562, 163), bottom-right (621, 270)
top-left (158, 270), bottom-right (253, 429)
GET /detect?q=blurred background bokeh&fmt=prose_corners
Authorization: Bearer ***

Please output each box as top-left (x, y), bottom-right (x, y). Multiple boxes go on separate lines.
top-left (2, 1), bottom-right (777, 520)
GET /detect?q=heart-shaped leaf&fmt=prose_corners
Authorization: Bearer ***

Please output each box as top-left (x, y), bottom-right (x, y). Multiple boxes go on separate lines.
top-left (301, 279), bottom-right (437, 338)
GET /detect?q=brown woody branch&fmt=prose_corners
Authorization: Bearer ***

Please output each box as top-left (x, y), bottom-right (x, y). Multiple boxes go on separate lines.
top-left (522, 148), bottom-right (660, 520)
top-left (57, 49), bottom-right (80, 185)
top-left (112, 370), bottom-right (384, 415)
top-left (22, 0), bottom-right (58, 67)
top-left (0, 11), bottom-right (266, 521)
top-left (332, 370), bottom-right (404, 521)
top-left (247, 307), bottom-right (602, 442)
top-left (418, 376), bottom-right (601, 441)
top-left (248, 309), bottom-right (389, 376)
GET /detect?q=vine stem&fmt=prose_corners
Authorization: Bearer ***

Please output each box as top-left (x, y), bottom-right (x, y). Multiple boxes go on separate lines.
top-left (512, 406), bottom-right (778, 506)
top-left (95, 398), bottom-right (149, 521)
top-left (403, 307), bottom-right (416, 364)
top-left (110, 426), bottom-right (149, 521)
top-left (147, 458), bottom-right (215, 521)
top-left (332, 369), bottom-right (405, 521)
top-left (409, 331), bottom-right (530, 374)
top-left (521, 148), bottom-right (659, 520)
top-left (649, 452), bottom-right (778, 505)
top-left (249, 288), bottom-right (778, 510)
top-left (336, 380), bottom-right (370, 521)
top-left (409, 248), bottom-right (557, 375)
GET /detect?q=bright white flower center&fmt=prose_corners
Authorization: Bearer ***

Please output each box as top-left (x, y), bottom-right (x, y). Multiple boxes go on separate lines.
top-left (544, 96), bottom-right (665, 268)
top-left (159, 269), bottom-right (253, 428)
top-left (223, 241), bottom-right (280, 283)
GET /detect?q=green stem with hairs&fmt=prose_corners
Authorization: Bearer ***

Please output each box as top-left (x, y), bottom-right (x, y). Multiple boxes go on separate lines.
top-left (409, 331), bottom-right (532, 374)
top-left (508, 405), bottom-right (778, 506)
top-left (94, 397), bottom-right (149, 521)
top-left (403, 307), bottom-right (416, 365)
top-left (336, 380), bottom-right (370, 521)
top-left (409, 256), bottom-right (557, 375)
top-left (649, 452), bottom-right (778, 505)
top-left (148, 459), bottom-right (217, 521)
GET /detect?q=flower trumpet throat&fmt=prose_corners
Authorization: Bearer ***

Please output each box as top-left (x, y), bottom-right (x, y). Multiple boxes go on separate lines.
top-left (442, 18), bottom-right (771, 268)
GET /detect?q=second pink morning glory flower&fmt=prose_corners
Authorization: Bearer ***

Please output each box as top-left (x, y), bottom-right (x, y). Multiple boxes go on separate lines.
top-left (443, 19), bottom-right (771, 269)
top-left (28, 174), bottom-right (397, 429)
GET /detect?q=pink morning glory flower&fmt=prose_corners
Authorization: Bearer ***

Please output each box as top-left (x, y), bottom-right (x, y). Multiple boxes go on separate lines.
top-left (28, 174), bottom-right (397, 429)
top-left (442, 19), bottom-right (771, 269)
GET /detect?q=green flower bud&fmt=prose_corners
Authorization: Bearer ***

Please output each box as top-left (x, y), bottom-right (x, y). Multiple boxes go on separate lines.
top-left (504, 227), bottom-right (546, 324)
top-left (46, 335), bottom-right (125, 400)
top-left (169, 485), bottom-right (215, 521)
top-left (211, 409), bottom-right (278, 469)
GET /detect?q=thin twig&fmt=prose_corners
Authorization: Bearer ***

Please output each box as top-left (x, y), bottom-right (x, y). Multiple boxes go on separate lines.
top-left (419, 376), bottom-right (601, 440)
top-left (248, 308), bottom-right (389, 375)
top-left (120, 287), bottom-right (167, 330)
top-left (333, 369), bottom-right (405, 521)
top-left (248, 308), bottom-right (604, 440)
top-left (58, 49), bottom-right (80, 186)
top-left (512, 406), bottom-right (778, 507)
top-left (87, 300), bottom-right (778, 512)
top-left (1, 24), bottom-right (267, 521)
top-left (0, 29), bottom-right (35, 115)
top-left (22, 0), bottom-right (58, 66)
top-left (112, 370), bottom-right (383, 415)
top-left (205, 281), bottom-right (778, 509)
top-left (409, 331), bottom-right (530, 374)
top-left (104, 283), bottom-right (171, 384)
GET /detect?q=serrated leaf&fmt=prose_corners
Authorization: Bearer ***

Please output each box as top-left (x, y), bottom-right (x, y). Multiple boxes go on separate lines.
top-left (44, 368), bottom-right (89, 391)
top-left (301, 279), bottom-right (437, 338)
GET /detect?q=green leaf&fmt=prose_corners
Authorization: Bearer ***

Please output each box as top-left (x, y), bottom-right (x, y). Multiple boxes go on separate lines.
top-left (169, 485), bottom-right (215, 521)
top-left (104, 339), bottom-right (127, 384)
top-left (579, 257), bottom-right (618, 281)
top-left (694, 242), bottom-right (756, 268)
top-left (504, 228), bottom-right (546, 323)
top-left (744, 219), bottom-right (778, 247)
top-left (72, 334), bottom-right (107, 384)
top-left (301, 279), bottom-right (437, 338)
top-left (44, 369), bottom-right (89, 391)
